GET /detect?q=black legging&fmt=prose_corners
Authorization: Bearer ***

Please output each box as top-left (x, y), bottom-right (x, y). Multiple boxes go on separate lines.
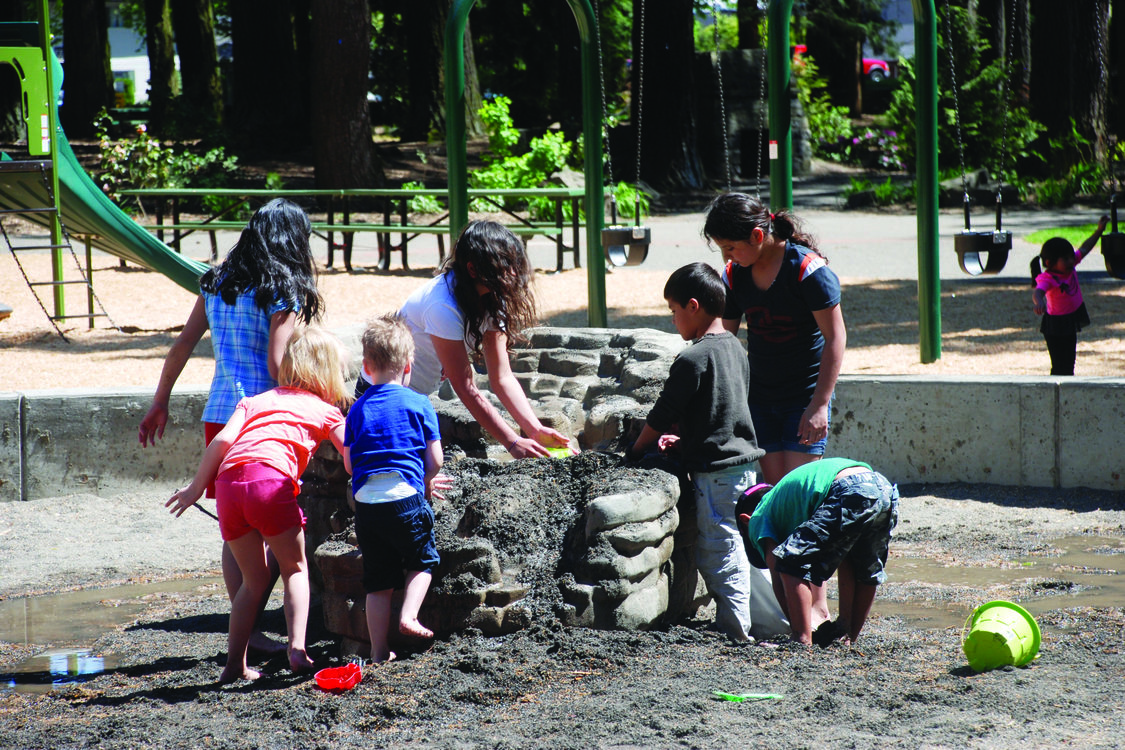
top-left (1044, 332), bottom-right (1077, 376)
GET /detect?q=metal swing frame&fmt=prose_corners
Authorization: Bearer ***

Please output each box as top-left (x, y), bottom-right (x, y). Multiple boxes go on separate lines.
top-left (597, 0), bottom-right (650, 269)
top-left (944, 0), bottom-right (1013, 277)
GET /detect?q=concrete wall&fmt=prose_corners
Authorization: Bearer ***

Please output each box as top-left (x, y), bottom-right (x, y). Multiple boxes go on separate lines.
top-left (830, 376), bottom-right (1124, 491)
top-left (1, 387), bottom-right (209, 502)
top-left (1, 376), bottom-right (1122, 501)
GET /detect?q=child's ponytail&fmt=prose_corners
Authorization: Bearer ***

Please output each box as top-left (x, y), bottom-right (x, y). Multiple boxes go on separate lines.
top-left (703, 192), bottom-right (824, 259)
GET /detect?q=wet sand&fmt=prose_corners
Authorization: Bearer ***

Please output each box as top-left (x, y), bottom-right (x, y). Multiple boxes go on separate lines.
top-left (1, 479), bottom-right (1123, 748)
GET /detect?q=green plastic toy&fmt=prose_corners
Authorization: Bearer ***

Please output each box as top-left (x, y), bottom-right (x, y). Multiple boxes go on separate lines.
top-left (712, 691), bottom-right (784, 702)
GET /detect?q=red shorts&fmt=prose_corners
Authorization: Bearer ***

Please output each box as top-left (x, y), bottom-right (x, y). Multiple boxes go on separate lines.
top-left (215, 462), bottom-right (305, 542)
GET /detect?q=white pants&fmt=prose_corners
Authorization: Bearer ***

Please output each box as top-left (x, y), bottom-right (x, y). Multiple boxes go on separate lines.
top-left (693, 465), bottom-right (789, 641)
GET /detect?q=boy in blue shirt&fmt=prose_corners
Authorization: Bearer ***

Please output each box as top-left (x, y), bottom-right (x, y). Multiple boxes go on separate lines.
top-left (736, 458), bottom-right (898, 646)
top-left (346, 314), bottom-right (452, 662)
top-left (628, 262), bottom-right (780, 642)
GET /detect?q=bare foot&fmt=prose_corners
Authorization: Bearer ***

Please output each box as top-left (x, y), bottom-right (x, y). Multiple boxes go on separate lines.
top-left (399, 619), bottom-right (434, 640)
top-left (219, 666), bottom-right (261, 684)
top-left (371, 650), bottom-right (397, 664)
top-left (288, 648), bottom-right (315, 674)
top-left (248, 631), bottom-right (286, 656)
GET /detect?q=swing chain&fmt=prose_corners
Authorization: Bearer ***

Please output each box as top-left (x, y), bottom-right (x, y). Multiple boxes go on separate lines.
top-left (995, 0), bottom-right (1016, 207)
top-left (757, 1), bottom-right (770, 201)
top-left (940, 0), bottom-right (971, 208)
top-left (633, 0), bottom-right (646, 220)
top-left (1094, 2), bottom-right (1114, 195)
top-left (710, 0), bottom-right (731, 192)
top-left (757, 46), bottom-right (767, 201)
top-left (592, 0), bottom-right (615, 195)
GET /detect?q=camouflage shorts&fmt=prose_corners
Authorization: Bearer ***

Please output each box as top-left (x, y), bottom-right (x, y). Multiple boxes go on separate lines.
top-left (772, 470), bottom-right (899, 586)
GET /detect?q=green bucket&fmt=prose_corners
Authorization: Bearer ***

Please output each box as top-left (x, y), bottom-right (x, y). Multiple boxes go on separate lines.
top-left (961, 600), bottom-right (1041, 672)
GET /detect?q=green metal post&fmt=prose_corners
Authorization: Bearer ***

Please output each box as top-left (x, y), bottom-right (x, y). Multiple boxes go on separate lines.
top-left (766, 0), bottom-right (794, 211)
top-left (565, 0), bottom-right (606, 327)
top-left (912, 0), bottom-right (941, 362)
top-left (443, 0), bottom-right (606, 326)
top-left (39, 0), bottom-right (65, 320)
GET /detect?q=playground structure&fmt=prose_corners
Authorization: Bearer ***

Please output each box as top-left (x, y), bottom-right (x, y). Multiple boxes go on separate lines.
top-left (0, 9), bottom-right (206, 329)
top-left (1, 0), bottom-right (1054, 365)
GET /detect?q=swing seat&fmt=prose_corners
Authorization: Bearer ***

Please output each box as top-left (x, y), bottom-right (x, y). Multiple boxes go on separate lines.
top-left (602, 225), bottom-right (650, 267)
top-left (955, 229), bottom-right (1011, 275)
top-left (1100, 232), bottom-right (1125, 279)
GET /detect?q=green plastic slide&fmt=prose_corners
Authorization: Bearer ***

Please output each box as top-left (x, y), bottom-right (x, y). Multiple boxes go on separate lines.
top-left (0, 39), bottom-right (206, 294)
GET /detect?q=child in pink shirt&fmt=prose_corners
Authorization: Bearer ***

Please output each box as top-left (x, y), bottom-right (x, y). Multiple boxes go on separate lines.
top-left (168, 326), bottom-right (352, 683)
top-left (1031, 216), bottom-right (1107, 375)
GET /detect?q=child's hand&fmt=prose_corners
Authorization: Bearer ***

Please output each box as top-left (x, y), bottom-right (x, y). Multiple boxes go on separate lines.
top-left (166, 486), bottom-right (202, 518)
top-left (657, 434), bottom-right (680, 453)
top-left (427, 473), bottom-right (454, 503)
top-left (1098, 214), bottom-right (1110, 232)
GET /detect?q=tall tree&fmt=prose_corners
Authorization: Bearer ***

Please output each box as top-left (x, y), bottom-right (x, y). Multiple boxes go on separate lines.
top-left (737, 0), bottom-right (763, 49)
top-left (1111, 0), bottom-right (1125, 141)
top-left (60, 0), bottom-right (114, 137)
top-left (143, 0), bottom-right (178, 134)
top-left (229, 0), bottom-right (310, 150)
top-left (170, 0), bottom-right (223, 131)
top-left (310, 0), bottom-right (379, 188)
top-left (400, 0), bottom-right (484, 141)
top-left (635, 0), bottom-right (701, 190)
top-left (804, 0), bottom-right (896, 116)
top-left (1029, 1), bottom-right (1107, 170)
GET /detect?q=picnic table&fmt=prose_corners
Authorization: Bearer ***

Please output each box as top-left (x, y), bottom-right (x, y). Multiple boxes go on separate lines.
top-left (117, 187), bottom-right (589, 273)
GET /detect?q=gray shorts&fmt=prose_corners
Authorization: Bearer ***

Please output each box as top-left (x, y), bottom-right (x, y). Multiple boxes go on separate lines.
top-left (772, 470), bottom-right (899, 586)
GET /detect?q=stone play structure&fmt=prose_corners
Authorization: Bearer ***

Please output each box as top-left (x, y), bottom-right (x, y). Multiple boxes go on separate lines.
top-left (303, 327), bottom-right (726, 655)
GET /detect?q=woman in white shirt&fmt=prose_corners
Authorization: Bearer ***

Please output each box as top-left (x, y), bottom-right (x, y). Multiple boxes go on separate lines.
top-left (362, 220), bottom-right (570, 458)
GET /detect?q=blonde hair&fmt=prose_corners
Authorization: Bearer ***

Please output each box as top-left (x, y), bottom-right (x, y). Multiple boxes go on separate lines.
top-left (278, 325), bottom-right (352, 409)
top-left (361, 313), bottom-right (414, 375)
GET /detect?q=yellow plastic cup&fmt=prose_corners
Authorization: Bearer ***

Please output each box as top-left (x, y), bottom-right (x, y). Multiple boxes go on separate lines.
top-left (962, 600), bottom-right (1041, 672)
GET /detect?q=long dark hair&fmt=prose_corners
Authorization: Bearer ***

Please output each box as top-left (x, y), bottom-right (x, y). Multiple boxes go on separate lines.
top-left (199, 198), bottom-right (321, 323)
top-left (702, 192), bottom-right (823, 258)
top-left (442, 220), bottom-right (536, 354)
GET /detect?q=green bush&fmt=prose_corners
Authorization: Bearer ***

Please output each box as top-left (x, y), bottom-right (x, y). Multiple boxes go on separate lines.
top-left (402, 181), bottom-right (443, 215)
top-left (841, 175), bottom-right (914, 206)
top-left (883, 7), bottom-right (1043, 179)
top-left (470, 96), bottom-right (572, 220)
top-left (95, 109), bottom-right (238, 211)
top-left (793, 53), bottom-right (854, 160)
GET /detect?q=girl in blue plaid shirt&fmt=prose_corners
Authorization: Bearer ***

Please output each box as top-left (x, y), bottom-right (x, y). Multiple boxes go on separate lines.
top-left (140, 198), bottom-right (322, 654)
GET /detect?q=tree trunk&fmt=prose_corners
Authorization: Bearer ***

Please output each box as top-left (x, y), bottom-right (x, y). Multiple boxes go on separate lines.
top-left (1030, 2), bottom-right (1105, 170)
top-left (60, 0), bottom-right (114, 137)
top-left (229, 0), bottom-right (310, 150)
top-left (737, 0), bottom-right (763, 50)
top-left (1011, 0), bottom-right (1031, 107)
top-left (635, 0), bottom-right (701, 191)
top-left (1111, 0), bottom-right (1125, 144)
top-left (170, 0), bottom-right (223, 131)
top-left (401, 0), bottom-right (484, 141)
top-left (850, 37), bottom-right (863, 117)
top-left (310, 0), bottom-right (380, 188)
top-left (143, 0), bottom-right (178, 134)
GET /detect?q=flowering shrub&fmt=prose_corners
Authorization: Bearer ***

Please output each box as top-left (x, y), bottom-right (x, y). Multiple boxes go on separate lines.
top-left (819, 128), bottom-right (904, 171)
top-left (94, 110), bottom-right (239, 211)
top-left (854, 128), bottom-right (904, 170)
